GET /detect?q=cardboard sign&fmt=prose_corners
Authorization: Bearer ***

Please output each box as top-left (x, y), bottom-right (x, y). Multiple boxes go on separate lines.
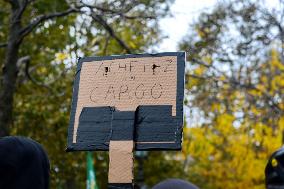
top-left (67, 52), bottom-right (185, 151)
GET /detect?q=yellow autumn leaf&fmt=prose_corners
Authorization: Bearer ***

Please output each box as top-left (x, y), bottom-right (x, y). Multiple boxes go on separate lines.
top-left (193, 66), bottom-right (206, 75)
top-left (55, 52), bottom-right (68, 61)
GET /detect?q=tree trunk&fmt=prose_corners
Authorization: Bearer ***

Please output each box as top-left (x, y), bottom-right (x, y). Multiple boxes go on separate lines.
top-left (0, 2), bottom-right (21, 137)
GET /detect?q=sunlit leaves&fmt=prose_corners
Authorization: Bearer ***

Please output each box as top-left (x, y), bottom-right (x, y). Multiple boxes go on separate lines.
top-left (180, 1), bottom-right (284, 189)
top-left (1, 0), bottom-right (174, 188)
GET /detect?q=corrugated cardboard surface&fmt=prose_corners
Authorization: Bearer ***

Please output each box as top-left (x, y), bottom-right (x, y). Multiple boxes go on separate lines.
top-left (108, 140), bottom-right (134, 183)
top-left (73, 56), bottom-right (177, 143)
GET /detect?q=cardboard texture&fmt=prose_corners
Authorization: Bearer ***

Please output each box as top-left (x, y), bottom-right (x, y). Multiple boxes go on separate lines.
top-left (67, 52), bottom-right (185, 151)
top-left (73, 56), bottom-right (177, 143)
top-left (108, 141), bottom-right (134, 183)
top-left (108, 110), bottom-right (135, 184)
top-left (67, 52), bottom-right (185, 188)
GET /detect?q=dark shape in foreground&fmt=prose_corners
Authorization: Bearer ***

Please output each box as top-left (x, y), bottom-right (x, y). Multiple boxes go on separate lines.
top-left (0, 136), bottom-right (50, 189)
top-left (152, 179), bottom-right (199, 189)
top-left (266, 147), bottom-right (284, 189)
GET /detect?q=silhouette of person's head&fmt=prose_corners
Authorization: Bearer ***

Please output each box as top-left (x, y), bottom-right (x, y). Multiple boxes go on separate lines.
top-left (0, 136), bottom-right (50, 189)
top-left (266, 147), bottom-right (284, 189)
top-left (152, 179), bottom-right (199, 189)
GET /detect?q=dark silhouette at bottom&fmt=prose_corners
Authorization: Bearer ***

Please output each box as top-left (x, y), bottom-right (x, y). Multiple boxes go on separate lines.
top-left (152, 179), bottom-right (199, 189)
top-left (0, 136), bottom-right (50, 189)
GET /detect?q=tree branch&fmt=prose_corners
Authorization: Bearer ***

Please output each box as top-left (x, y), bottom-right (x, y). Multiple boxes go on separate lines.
top-left (17, 56), bottom-right (30, 66)
top-left (187, 71), bottom-right (283, 114)
top-left (103, 35), bottom-right (110, 55)
top-left (19, 7), bottom-right (81, 42)
top-left (81, 1), bottom-right (132, 14)
top-left (91, 14), bottom-right (132, 54)
top-left (16, 56), bottom-right (54, 92)
top-left (22, 57), bottom-right (60, 94)
top-left (0, 43), bottom-right (7, 48)
top-left (17, 0), bottom-right (29, 20)
top-left (79, 0), bottom-right (155, 20)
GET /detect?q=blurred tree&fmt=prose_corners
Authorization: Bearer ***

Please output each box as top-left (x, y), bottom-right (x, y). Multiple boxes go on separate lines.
top-left (180, 0), bottom-right (284, 188)
top-left (0, 0), bottom-right (173, 188)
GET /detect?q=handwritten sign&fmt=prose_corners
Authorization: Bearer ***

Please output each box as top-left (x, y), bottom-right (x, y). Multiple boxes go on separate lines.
top-left (67, 52), bottom-right (185, 151)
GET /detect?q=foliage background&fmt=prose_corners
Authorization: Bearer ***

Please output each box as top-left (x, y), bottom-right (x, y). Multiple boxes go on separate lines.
top-left (1, 0), bottom-right (284, 189)
top-left (178, 0), bottom-right (284, 188)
